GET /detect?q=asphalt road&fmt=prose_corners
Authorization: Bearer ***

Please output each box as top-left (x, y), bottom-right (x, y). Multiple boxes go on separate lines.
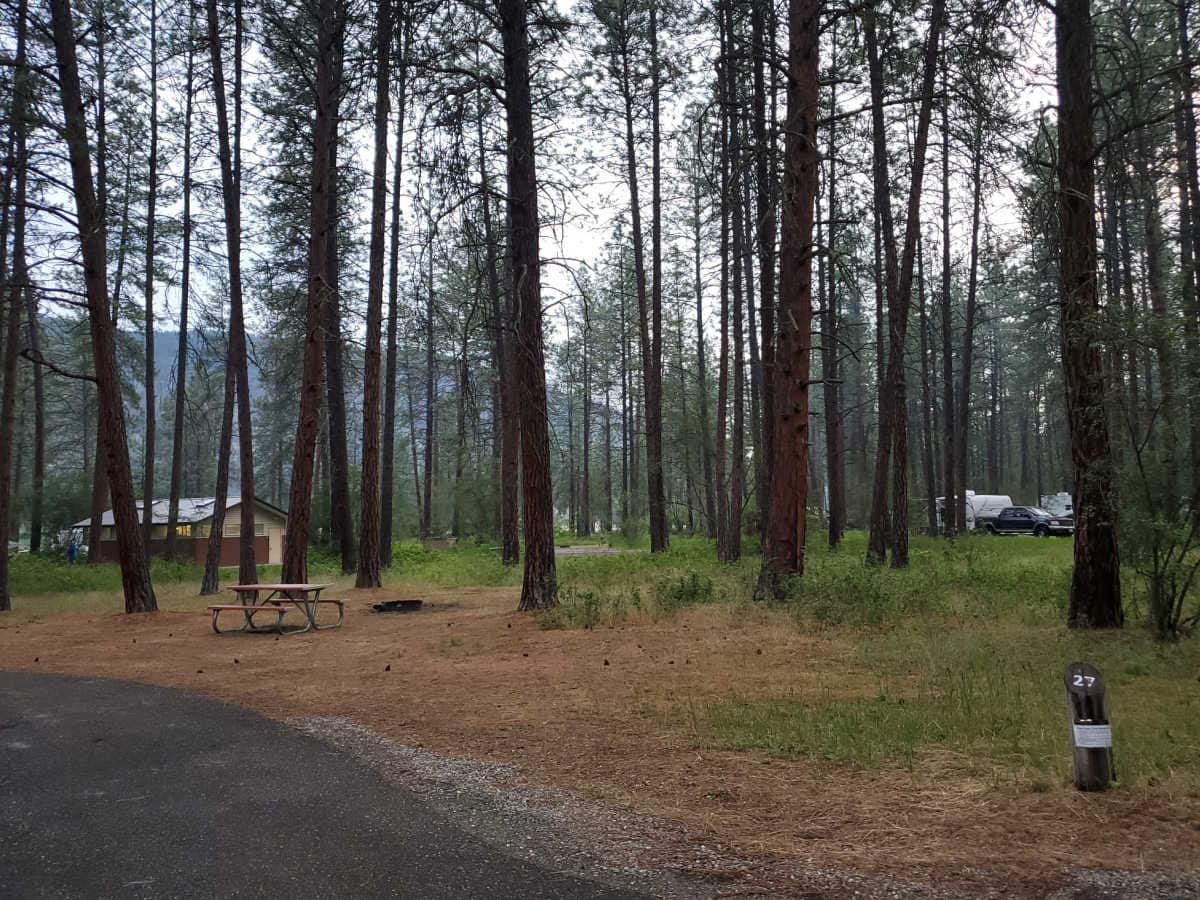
top-left (0, 672), bottom-right (644, 899)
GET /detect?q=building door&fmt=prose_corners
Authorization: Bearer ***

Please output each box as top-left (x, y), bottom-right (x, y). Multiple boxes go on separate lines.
top-left (268, 527), bottom-right (283, 566)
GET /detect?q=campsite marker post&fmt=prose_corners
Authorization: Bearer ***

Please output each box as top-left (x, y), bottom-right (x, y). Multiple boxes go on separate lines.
top-left (1064, 661), bottom-right (1112, 791)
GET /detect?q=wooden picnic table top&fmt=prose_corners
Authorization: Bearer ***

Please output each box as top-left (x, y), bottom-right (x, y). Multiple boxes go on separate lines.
top-left (228, 583), bottom-right (335, 593)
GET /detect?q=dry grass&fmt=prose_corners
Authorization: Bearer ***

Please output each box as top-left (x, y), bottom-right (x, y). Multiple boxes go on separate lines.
top-left (2, 579), bottom-right (1198, 894)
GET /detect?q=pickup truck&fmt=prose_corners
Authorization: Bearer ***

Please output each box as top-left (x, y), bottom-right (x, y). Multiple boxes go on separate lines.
top-left (983, 506), bottom-right (1074, 537)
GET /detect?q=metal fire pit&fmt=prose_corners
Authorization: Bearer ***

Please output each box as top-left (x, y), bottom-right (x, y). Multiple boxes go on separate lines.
top-left (370, 599), bottom-right (425, 613)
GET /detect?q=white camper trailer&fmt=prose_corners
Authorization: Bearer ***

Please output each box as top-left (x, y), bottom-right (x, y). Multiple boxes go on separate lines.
top-left (935, 491), bottom-right (1015, 532)
top-left (1039, 492), bottom-right (1074, 518)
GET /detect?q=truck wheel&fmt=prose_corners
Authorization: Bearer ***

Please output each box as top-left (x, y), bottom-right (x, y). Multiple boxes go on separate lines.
top-left (1034, 525), bottom-right (1049, 538)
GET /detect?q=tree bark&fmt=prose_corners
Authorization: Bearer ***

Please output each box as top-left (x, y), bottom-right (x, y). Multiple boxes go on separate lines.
top-left (1174, 82), bottom-right (1200, 494)
top-left (356, 0), bottom-right (393, 589)
top-left (1055, 0), bottom-right (1122, 628)
top-left (324, 113), bottom-right (354, 574)
top-left (200, 358), bottom-right (235, 594)
top-left (865, 0), bottom-right (945, 567)
top-left (1175, 0), bottom-right (1200, 487)
top-left (500, 0), bottom-right (557, 609)
top-left (405, 342), bottom-right (423, 526)
top-left (918, 244), bottom-right (938, 535)
top-left (715, 35), bottom-right (732, 562)
top-left (22, 238), bottom-right (43, 556)
top-left (693, 120), bottom-right (717, 537)
top-left (822, 25), bottom-right (845, 548)
top-left (646, 2), bottom-right (667, 551)
top-left (142, 0), bottom-right (159, 552)
top-left (282, 0), bottom-right (339, 584)
top-left (50, 0), bottom-right (157, 611)
top-left (477, 80), bottom-right (519, 565)
top-left (751, 0), bottom-right (776, 540)
top-left (579, 293), bottom-right (592, 536)
top-left (939, 74), bottom-right (957, 536)
top-left (0, 1), bottom-right (23, 611)
top-left (206, 0), bottom-right (257, 587)
top-left (452, 306), bottom-right (472, 537)
top-left (166, 11), bottom-right (196, 562)
top-left (421, 238), bottom-right (436, 540)
top-left (724, 0), bottom-right (746, 563)
top-left (612, 3), bottom-right (665, 551)
top-left (382, 13), bottom-right (410, 568)
top-left (756, 0), bottom-right (818, 596)
top-left (956, 122), bottom-right (984, 532)
top-left (863, 13), bottom-right (899, 562)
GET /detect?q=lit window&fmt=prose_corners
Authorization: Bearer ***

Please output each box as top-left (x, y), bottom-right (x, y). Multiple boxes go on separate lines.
top-left (177, 524), bottom-right (192, 538)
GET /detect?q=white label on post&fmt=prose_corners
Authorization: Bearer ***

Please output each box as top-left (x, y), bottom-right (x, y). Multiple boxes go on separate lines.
top-left (1073, 724), bottom-right (1112, 748)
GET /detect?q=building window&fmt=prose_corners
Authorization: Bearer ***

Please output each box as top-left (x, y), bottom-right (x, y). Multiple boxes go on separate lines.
top-left (194, 523), bottom-right (209, 538)
top-left (102, 526), bottom-right (116, 541)
top-left (255, 523), bottom-right (267, 537)
top-left (177, 524), bottom-right (192, 538)
top-left (227, 523), bottom-right (241, 537)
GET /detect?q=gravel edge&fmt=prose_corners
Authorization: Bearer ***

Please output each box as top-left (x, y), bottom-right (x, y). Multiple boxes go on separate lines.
top-left (287, 716), bottom-right (1199, 900)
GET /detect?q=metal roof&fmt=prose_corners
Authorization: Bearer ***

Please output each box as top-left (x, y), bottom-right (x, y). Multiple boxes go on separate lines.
top-left (73, 497), bottom-right (287, 528)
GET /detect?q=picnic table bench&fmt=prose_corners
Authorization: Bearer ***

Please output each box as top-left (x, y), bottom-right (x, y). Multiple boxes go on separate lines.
top-left (207, 583), bottom-right (344, 635)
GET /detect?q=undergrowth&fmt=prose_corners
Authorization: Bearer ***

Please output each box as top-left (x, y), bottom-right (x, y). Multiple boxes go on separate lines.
top-left (705, 624), bottom-right (1200, 789)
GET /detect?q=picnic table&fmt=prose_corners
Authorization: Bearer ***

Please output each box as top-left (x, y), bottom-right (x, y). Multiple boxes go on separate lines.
top-left (207, 583), bottom-right (344, 635)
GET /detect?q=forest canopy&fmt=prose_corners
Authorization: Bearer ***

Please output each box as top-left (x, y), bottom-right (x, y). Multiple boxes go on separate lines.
top-left (0, 0), bottom-right (1195, 634)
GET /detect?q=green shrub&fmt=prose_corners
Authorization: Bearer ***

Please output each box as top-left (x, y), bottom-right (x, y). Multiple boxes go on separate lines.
top-left (656, 571), bottom-right (715, 611)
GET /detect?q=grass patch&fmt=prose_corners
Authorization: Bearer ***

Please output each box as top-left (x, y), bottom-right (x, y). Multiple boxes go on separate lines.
top-left (705, 623), bottom-right (1200, 789)
top-left (8, 554), bottom-right (204, 596)
top-left (540, 537), bottom-right (747, 628)
top-left (384, 540), bottom-right (519, 588)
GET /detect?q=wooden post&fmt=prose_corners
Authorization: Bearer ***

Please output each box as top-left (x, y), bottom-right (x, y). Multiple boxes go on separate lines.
top-left (1064, 661), bottom-right (1113, 791)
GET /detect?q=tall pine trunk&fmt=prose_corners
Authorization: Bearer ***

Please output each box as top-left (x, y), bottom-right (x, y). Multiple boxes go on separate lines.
top-left (693, 122), bottom-right (717, 537)
top-left (325, 114), bottom-right (354, 573)
top-left (421, 241), bottom-right (436, 539)
top-left (0, 1), bottom-right (23, 611)
top-left (356, 0), bottom-right (393, 588)
top-left (715, 55), bottom-right (732, 563)
top-left (614, 5), bottom-right (665, 551)
top-left (822, 28), bottom-right (845, 547)
top-left (939, 76), bottom-right (958, 536)
top-left (646, 3), bottom-right (667, 551)
top-left (282, 0), bottom-right (339, 584)
top-left (50, 0), bottom-right (157, 612)
top-left (142, 0), bottom-right (158, 551)
top-left (956, 123), bottom-right (984, 532)
top-left (382, 14), bottom-right (410, 568)
top-left (166, 12), bottom-right (195, 562)
top-left (751, 0), bottom-right (776, 540)
top-left (477, 80), bottom-right (519, 564)
top-left (1055, 0), bottom-right (1122, 628)
top-left (500, 0), bottom-right (557, 610)
top-left (757, 0), bottom-right (818, 597)
top-left (206, 0), bottom-right (257, 587)
top-left (865, 0), bottom-right (945, 566)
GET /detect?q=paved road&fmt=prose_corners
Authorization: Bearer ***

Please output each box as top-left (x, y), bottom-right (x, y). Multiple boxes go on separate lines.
top-left (0, 672), bottom-right (643, 899)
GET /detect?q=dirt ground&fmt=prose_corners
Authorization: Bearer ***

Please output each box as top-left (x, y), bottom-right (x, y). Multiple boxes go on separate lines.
top-left (2, 585), bottom-right (1198, 896)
